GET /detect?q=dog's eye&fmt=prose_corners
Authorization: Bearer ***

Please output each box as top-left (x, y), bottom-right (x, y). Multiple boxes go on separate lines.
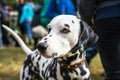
top-left (61, 28), bottom-right (70, 33)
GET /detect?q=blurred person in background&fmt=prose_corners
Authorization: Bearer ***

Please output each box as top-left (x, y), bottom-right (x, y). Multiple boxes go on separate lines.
top-left (57, 0), bottom-right (76, 15)
top-left (45, 0), bottom-right (76, 18)
top-left (31, 0), bottom-right (43, 27)
top-left (40, 0), bottom-right (76, 28)
top-left (13, 0), bottom-right (26, 43)
top-left (79, 0), bottom-right (120, 79)
top-left (0, 0), bottom-right (11, 46)
top-left (31, 0), bottom-right (47, 50)
top-left (19, 0), bottom-right (35, 45)
top-left (39, 0), bottom-right (51, 28)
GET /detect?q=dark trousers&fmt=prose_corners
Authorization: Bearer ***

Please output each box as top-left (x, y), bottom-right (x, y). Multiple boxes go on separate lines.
top-left (86, 44), bottom-right (98, 65)
top-left (95, 17), bottom-right (120, 79)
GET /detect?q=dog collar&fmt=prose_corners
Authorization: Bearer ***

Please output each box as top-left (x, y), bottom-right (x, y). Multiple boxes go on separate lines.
top-left (58, 56), bottom-right (85, 69)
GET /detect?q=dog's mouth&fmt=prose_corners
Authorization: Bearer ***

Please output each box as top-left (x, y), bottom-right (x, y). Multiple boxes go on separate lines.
top-left (37, 49), bottom-right (49, 58)
top-left (42, 54), bottom-right (52, 58)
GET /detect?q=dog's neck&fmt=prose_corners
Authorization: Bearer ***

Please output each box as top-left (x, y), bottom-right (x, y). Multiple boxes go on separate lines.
top-left (58, 50), bottom-right (85, 68)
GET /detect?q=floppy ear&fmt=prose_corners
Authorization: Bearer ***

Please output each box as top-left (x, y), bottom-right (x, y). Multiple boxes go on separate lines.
top-left (78, 21), bottom-right (98, 52)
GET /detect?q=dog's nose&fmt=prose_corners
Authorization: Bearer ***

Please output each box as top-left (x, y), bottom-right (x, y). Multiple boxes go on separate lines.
top-left (37, 43), bottom-right (48, 54)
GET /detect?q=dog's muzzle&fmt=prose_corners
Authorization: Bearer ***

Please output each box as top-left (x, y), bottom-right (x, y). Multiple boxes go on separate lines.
top-left (37, 42), bottom-right (48, 54)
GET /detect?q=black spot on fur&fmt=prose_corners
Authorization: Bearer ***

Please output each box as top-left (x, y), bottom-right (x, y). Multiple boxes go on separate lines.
top-left (79, 53), bottom-right (82, 58)
top-left (35, 53), bottom-right (38, 57)
top-left (22, 54), bottom-right (40, 80)
top-left (43, 63), bottom-right (45, 67)
top-left (80, 67), bottom-right (87, 76)
top-left (23, 56), bottom-right (33, 79)
top-left (60, 54), bottom-right (78, 64)
top-left (32, 57), bottom-right (34, 61)
top-left (60, 67), bottom-right (71, 80)
top-left (74, 69), bottom-right (78, 75)
top-left (46, 60), bottom-right (48, 63)
top-left (34, 67), bottom-right (39, 73)
top-left (49, 35), bottom-right (52, 37)
top-left (26, 77), bottom-right (29, 80)
top-left (72, 20), bottom-right (74, 23)
top-left (38, 56), bottom-right (41, 60)
top-left (23, 55), bottom-right (33, 71)
top-left (64, 24), bottom-right (70, 28)
top-left (45, 41), bottom-right (47, 43)
top-left (44, 38), bottom-right (47, 40)
top-left (73, 78), bottom-right (79, 80)
top-left (49, 60), bottom-right (57, 79)
top-left (42, 70), bottom-right (45, 79)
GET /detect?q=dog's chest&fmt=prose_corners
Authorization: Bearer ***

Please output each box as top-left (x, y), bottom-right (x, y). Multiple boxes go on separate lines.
top-left (32, 56), bottom-right (82, 80)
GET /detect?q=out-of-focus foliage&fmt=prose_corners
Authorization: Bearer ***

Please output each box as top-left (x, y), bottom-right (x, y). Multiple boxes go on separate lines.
top-left (0, 0), bottom-right (39, 6)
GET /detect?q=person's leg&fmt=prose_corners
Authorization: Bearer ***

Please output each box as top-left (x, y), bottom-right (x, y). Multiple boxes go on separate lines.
top-left (2, 26), bottom-right (9, 46)
top-left (86, 44), bottom-right (98, 65)
top-left (19, 23), bottom-right (27, 44)
top-left (95, 17), bottom-right (120, 79)
top-left (25, 21), bottom-right (33, 45)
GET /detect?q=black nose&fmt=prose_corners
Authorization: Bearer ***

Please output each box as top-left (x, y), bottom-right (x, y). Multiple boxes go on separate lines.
top-left (37, 42), bottom-right (48, 54)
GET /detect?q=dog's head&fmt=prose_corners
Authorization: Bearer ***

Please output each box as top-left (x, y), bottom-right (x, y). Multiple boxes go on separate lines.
top-left (37, 15), bottom-right (98, 58)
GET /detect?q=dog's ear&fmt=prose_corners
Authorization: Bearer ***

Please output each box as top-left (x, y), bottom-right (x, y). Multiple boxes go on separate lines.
top-left (78, 21), bottom-right (98, 52)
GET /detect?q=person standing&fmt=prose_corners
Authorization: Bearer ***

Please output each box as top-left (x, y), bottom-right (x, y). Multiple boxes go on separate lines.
top-left (0, 0), bottom-right (11, 46)
top-left (20, 0), bottom-right (35, 45)
top-left (79, 0), bottom-right (120, 79)
top-left (40, 0), bottom-right (76, 28)
top-left (13, 0), bottom-right (26, 43)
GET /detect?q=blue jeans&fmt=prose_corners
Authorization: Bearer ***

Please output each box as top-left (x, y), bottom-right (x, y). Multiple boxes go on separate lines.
top-left (25, 20), bottom-right (32, 44)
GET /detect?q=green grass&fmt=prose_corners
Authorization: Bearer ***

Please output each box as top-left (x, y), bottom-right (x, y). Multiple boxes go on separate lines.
top-left (0, 47), bottom-right (105, 80)
top-left (0, 47), bottom-right (26, 80)
top-left (90, 54), bottom-right (105, 80)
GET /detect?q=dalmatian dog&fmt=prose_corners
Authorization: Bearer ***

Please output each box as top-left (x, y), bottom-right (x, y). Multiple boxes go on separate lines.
top-left (2, 15), bottom-right (98, 80)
